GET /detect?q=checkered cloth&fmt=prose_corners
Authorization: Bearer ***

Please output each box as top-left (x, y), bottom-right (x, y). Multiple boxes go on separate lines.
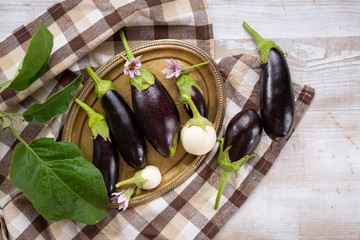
top-left (0, 0), bottom-right (315, 239)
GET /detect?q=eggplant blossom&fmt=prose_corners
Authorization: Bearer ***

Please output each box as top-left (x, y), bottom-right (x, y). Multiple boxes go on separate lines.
top-left (162, 59), bottom-right (209, 79)
top-left (110, 186), bottom-right (136, 211)
top-left (162, 59), bottom-right (182, 79)
top-left (124, 55), bottom-right (142, 78)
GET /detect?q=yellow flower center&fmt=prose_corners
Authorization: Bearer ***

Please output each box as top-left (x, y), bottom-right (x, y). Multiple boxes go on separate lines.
top-left (129, 62), bottom-right (136, 70)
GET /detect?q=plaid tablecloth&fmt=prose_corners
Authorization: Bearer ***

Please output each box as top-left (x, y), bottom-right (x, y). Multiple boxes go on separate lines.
top-left (0, 0), bottom-right (315, 239)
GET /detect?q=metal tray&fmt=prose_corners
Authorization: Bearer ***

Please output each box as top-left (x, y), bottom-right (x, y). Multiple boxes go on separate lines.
top-left (62, 39), bottom-right (225, 208)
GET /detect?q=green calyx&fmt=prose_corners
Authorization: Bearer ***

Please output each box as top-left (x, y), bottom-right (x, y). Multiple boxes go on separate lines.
top-left (129, 67), bottom-right (155, 91)
top-left (115, 168), bottom-right (148, 189)
top-left (214, 138), bottom-right (255, 210)
top-left (242, 21), bottom-right (285, 64)
top-left (119, 30), bottom-right (154, 90)
top-left (182, 94), bottom-right (212, 129)
top-left (74, 98), bottom-right (111, 142)
top-left (85, 66), bottom-right (118, 104)
top-left (170, 133), bottom-right (179, 158)
top-left (176, 75), bottom-right (205, 106)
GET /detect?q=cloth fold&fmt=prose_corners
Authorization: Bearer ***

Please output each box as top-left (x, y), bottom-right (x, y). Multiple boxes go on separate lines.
top-left (0, 0), bottom-right (314, 239)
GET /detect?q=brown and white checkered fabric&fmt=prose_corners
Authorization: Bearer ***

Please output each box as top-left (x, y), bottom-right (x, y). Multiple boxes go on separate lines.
top-left (0, 0), bottom-right (315, 239)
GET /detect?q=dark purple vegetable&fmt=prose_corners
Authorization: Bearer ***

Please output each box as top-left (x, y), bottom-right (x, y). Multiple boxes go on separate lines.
top-left (176, 74), bottom-right (207, 117)
top-left (93, 135), bottom-right (119, 197)
top-left (132, 77), bottom-right (180, 158)
top-left (188, 85), bottom-right (207, 117)
top-left (120, 31), bottom-right (180, 158)
top-left (86, 67), bottom-right (147, 170)
top-left (224, 109), bottom-right (262, 162)
top-left (75, 98), bottom-right (119, 197)
top-left (214, 109), bottom-right (262, 210)
top-left (243, 21), bottom-right (295, 142)
top-left (102, 89), bottom-right (147, 169)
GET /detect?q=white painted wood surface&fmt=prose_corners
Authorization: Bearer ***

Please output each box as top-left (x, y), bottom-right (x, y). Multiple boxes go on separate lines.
top-left (1, 0), bottom-right (359, 239)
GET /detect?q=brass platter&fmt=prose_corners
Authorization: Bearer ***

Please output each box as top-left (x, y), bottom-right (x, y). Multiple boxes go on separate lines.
top-left (62, 39), bottom-right (225, 208)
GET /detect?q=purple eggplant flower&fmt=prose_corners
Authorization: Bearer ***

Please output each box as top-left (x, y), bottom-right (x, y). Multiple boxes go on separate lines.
top-left (162, 59), bottom-right (182, 79)
top-left (110, 186), bottom-right (135, 211)
top-left (124, 55), bottom-right (142, 78)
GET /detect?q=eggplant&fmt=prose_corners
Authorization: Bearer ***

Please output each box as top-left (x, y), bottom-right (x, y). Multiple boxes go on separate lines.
top-left (120, 31), bottom-right (180, 158)
top-left (176, 74), bottom-right (207, 117)
top-left (86, 67), bottom-right (147, 170)
top-left (102, 89), bottom-right (147, 169)
top-left (75, 99), bottom-right (119, 197)
top-left (243, 21), bottom-right (295, 142)
top-left (132, 77), bottom-right (180, 157)
top-left (93, 135), bottom-right (119, 197)
top-left (224, 109), bottom-right (262, 162)
top-left (214, 109), bottom-right (262, 210)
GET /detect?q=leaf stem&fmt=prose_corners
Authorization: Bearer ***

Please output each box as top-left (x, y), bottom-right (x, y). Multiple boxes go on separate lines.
top-left (7, 126), bottom-right (28, 146)
top-left (182, 61), bottom-right (209, 72)
top-left (214, 169), bottom-right (232, 210)
top-left (119, 31), bottom-right (135, 60)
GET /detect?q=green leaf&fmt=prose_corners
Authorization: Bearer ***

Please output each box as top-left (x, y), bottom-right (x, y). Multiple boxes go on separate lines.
top-left (22, 74), bottom-right (83, 123)
top-left (9, 138), bottom-right (108, 224)
top-left (5, 22), bottom-right (53, 92)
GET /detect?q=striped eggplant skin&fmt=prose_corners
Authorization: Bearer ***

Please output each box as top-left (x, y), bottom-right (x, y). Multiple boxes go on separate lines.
top-left (102, 89), bottom-right (147, 170)
top-left (185, 85), bottom-right (207, 118)
top-left (93, 135), bottom-right (119, 197)
top-left (132, 76), bottom-right (181, 158)
top-left (260, 48), bottom-right (295, 142)
top-left (224, 109), bottom-right (262, 163)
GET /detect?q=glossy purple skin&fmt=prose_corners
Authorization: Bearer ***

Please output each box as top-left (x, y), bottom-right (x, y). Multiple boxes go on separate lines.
top-left (224, 109), bottom-right (262, 162)
top-left (102, 90), bottom-right (147, 170)
top-left (93, 135), bottom-right (119, 197)
top-left (185, 85), bottom-right (207, 118)
top-left (261, 48), bottom-right (295, 142)
top-left (132, 76), bottom-right (180, 158)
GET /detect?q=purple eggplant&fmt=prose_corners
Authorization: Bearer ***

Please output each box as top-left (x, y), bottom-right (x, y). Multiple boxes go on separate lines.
top-left (93, 135), bottom-right (119, 197)
top-left (176, 74), bottom-right (207, 117)
top-left (120, 31), bottom-right (180, 158)
top-left (86, 67), bottom-right (147, 170)
top-left (132, 77), bottom-right (180, 157)
top-left (214, 109), bottom-right (262, 210)
top-left (243, 22), bottom-right (295, 142)
top-left (75, 99), bottom-right (119, 197)
top-left (224, 109), bottom-right (262, 162)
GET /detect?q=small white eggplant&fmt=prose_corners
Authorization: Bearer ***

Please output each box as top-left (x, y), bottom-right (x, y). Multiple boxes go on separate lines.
top-left (180, 94), bottom-right (217, 155)
top-left (115, 165), bottom-right (162, 190)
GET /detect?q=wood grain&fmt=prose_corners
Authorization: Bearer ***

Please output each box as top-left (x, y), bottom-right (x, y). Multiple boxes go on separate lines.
top-left (0, 0), bottom-right (359, 239)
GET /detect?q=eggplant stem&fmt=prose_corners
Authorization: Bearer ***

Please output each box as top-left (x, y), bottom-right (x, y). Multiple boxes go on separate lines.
top-left (214, 169), bottom-right (232, 210)
top-left (242, 21), bottom-right (264, 47)
top-left (85, 66), bottom-right (101, 86)
top-left (115, 177), bottom-right (135, 188)
top-left (75, 98), bottom-right (96, 118)
top-left (182, 94), bottom-right (201, 118)
top-left (119, 31), bottom-right (135, 60)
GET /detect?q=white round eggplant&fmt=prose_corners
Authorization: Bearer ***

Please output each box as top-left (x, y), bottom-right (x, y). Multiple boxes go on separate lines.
top-left (115, 165), bottom-right (162, 190)
top-left (181, 125), bottom-right (217, 155)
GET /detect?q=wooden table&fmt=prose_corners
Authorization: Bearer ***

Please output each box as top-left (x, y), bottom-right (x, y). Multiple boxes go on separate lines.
top-left (1, 1), bottom-right (359, 239)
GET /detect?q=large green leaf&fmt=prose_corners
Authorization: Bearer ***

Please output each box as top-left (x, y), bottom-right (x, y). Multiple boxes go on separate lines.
top-left (9, 138), bottom-right (108, 224)
top-left (0, 22), bottom-right (53, 93)
top-left (22, 74), bottom-right (83, 123)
